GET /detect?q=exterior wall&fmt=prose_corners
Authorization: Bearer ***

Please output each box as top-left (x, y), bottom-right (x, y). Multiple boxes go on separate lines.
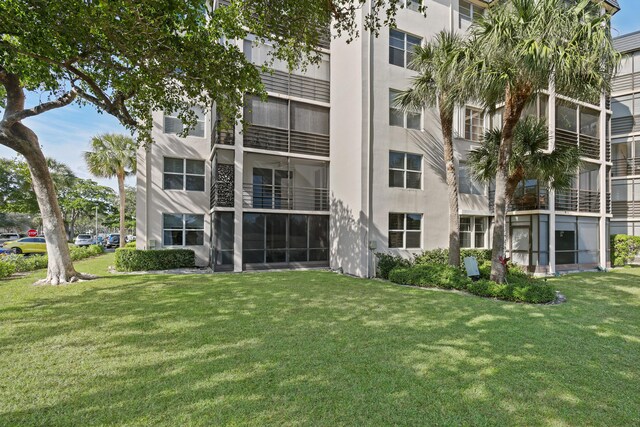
top-left (136, 110), bottom-right (212, 267)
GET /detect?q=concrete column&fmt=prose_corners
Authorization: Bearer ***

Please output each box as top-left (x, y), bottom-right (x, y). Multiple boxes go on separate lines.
top-left (233, 120), bottom-right (244, 272)
top-left (599, 92), bottom-right (608, 268)
top-left (548, 86), bottom-right (557, 274)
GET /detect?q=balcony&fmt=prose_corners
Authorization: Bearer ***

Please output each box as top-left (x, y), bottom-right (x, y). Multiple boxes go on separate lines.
top-left (555, 189), bottom-right (600, 213)
top-left (244, 124), bottom-right (330, 157)
top-left (612, 201), bottom-right (640, 217)
top-left (489, 185), bottom-right (548, 212)
top-left (242, 184), bottom-right (329, 211)
top-left (554, 128), bottom-right (600, 160)
top-left (612, 158), bottom-right (640, 177)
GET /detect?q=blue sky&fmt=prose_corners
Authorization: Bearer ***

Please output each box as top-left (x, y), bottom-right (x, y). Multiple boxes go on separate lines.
top-left (1, 2), bottom-right (639, 190)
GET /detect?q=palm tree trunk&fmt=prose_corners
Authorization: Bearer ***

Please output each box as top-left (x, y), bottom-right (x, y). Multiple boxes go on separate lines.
top-left (440, 106), bottom-right (460, 267)
top-left (491, 85), bottom-right (531, 283)
top-left (117, 171), bottom-right (126, 248)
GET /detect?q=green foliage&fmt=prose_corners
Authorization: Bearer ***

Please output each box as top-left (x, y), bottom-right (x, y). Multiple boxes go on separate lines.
top-left (115, 249), bottom-right (195, 272)
top-left (375, 253), bottom-right (412, 279)
top-left (0, 259), bottom-right (16, 279)
top-left (388, 264), bottom-right (470, 291)
top-left (0, 244), bottom-right (105, 274)
top-left (413, 248), bottom-right (492, 266)
top-left (389, 263), bottom-right (555, 304)
top-left (124, 241), bottom-right (137, 249)
top-left (611, 234), bottom-right (640, 267)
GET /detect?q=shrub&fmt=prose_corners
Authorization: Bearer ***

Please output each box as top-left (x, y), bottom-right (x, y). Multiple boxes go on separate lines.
top-left (611, 234), bottom-right (640, 267)
top-left (478, 260), bottom-right (492, 279)
top-left (125, 241), bottom-right (137, 249)
top-left (389, 264), bottom-right (469, 290)
top-left (413, 248), bottom-right (492, 267)
top-left (375, 253), bottom-right (412, 279)
top-left (389, 262), bottom-right (556, 304)
top-left (0, 259), bottom-right (16, 279)
top-left (115, 248), bottom-right (195, 272)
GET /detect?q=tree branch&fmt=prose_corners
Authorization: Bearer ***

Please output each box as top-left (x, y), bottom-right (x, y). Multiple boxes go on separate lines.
top-left (4, 89), bottom-right (78, 125)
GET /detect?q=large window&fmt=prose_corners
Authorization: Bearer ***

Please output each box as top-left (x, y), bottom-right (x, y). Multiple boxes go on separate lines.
top-left (163, 214), bottom-right (204, 246)
top-left (242, 214), bottom-right (329, 264)
top-left (388, 213), bottom-right (422, 249)
top-left (459, 0), bottom-right (482, 27)
top-left (389, 151), bottom-right (422, 189)
top-left (464, 107), bottom-right (484, 142)
top-left (461, 216), bottom-right (487, 248)
top-left (389, 29), bottom-right (421, 69)
top-left (244, 96), bottom-right (329, 135)
top-left (163, 107), bottom-right (206, 137)
top-left (389, 89), bottom-right (421, 129)
top-left (163, 157), bottom-right (205, 191)
top-left (459, 162), bottom-right (484, 195)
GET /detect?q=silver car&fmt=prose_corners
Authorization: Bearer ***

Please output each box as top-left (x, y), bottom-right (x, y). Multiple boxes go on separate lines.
top-left (0, 233), bottom-right (22, 247)
top-left (74, 234), bottom-right (95, 247)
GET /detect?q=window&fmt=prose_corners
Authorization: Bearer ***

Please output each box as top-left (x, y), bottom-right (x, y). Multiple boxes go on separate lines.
top-left (404, 0), bottom-right (422, 12)
top-left (163, 107), bottom-right (206, 137)
top-left (459, 0), bottom-right (482, 27)
top-left (163, 214), bottom-right (204, 246)
top-left (388, 213), bottom-right (422, 249)
top-left (389, 151), bottom-right (422, 189)
top-left (459, 162), bottom-right (484, 195)
top-left (389, 89), bottom-right (421, 129)
top-left (244, 96), bottom-right (329, 135)
top-left (163, 157), bottom-right (205, 191)
top-left (464, 107), bottom-right (484, 142)
top-left (460, 216), bottom-right (487, 248)
top-left (389, 29), bottom-right (421, 69)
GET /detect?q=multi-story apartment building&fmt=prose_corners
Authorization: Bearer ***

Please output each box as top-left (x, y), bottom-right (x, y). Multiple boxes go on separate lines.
top-left (611, 31), bottom-right (640, 238)
top-left (136, 0), bottom-right (619, 277)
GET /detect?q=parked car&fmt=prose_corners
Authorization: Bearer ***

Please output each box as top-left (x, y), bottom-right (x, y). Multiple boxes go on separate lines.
top-left (0, 247), bottom-right (12, 256)
top-left (4, 237), bottom-right (47, 254)
top-left (96, 235), bottom-right (105, 246)
top-left (105, 234), bottom-right (120, 248)
top-left (74, 234), bottom-right (96, 247)
top-left (0, 233), bottom-right (23, 247)
top-left (126, 235), bottom-right (136, 243)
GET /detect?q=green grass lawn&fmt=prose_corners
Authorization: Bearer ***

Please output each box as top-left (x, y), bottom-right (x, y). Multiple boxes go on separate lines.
top-left (1, 254), bottom-right (639, 426)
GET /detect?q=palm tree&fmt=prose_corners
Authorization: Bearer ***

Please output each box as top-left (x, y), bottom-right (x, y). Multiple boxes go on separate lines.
top-left (84, 134), bottom-right (137, 249)
top-left (466, 0), bottom-right (618, 282)
top-left (396, 30), bottom-right (469, 267)
top-left (468, 116), bottom-right (581, 253)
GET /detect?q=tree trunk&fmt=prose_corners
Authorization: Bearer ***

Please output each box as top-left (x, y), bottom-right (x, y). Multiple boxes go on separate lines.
top-left (0, 69), bottom-right (91, 284)
top-left (440, 105), bottom-right (460, 267)
top-left (117, 171), bottom-right (126, 248)
top-left (490, 85), bottom-right (532, 283)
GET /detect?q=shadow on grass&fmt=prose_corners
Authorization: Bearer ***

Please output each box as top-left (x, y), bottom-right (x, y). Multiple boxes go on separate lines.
top-left (0, 268), bottom-right (639, 425)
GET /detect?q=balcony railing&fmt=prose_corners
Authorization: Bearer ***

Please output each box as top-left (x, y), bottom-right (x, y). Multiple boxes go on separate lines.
top-left (242, 184), bottom-right (329, 211)
top-left (554, 128), bottom-right (600, 160)
top-left (244, 124), bottom-right (330, 157)
top-left (488, 185), bottom-right (548, 212)
top-left (612, 158), bottom-right (640, 177)
top-left (211, 181), bottom-right (234, 208)
top-left (612, 201), bottom-right (640, 218)
top-left (555, 189), bottom-right (600, 213)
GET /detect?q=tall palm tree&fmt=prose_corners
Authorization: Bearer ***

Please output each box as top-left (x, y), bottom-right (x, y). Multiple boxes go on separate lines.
top-left (84, 134), bottom-right (137, 249)
top-left (396, 30), bottom-right (469, 267)
top-left (468, 116), bottom-right (581, 252)
top-left (465, 0), bottom-right (618, 282)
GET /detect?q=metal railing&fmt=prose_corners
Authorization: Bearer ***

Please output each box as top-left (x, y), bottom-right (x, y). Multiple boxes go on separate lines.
top-left (210, 181), bottom-right (234, 208)
top-left (555, 189), bottom-right (600, 213)
top-left (244, 124), bottom-right (330, 157)
top-left (554, 128), bottom-right (600, 160)
top-left (612, 158), bottom-right (640, 177)
top-left (242, 183), bottom-right (329, 211)
top-left (555, 128), bottom-right (578, 151)
top-left (612, 201), bottom-right (640, 217)
top-left (488, 185), bottom-right (548, 212)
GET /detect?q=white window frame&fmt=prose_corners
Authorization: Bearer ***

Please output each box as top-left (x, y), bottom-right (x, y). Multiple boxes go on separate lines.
top-left (460, 216), bottom-right (488, 249)
top-left (389, 89), bottom-right (422, 130)
top-left (458, 162), bottom-right (485, 196)
top-left (162, 213), bottom-right (205, 247)
top-left (459, 0), bottom-right (482, 28)
top-left (404, 0), bottom-right (422, 12)
top-left (163, 157), bottom-right (206, 192)
top-left (464, 106), bottom-right (484, 142)
top-left (389, 28), bottom-right (422, 70)
top-left (389, 151), bottom-right (423, 189)
top-left (163, 107), bottom-right (206, 138)
top-left (388, 213), bottom-right (422, 249)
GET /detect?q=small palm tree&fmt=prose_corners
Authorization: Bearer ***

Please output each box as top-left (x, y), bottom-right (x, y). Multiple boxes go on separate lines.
top-left (468, 116), bottom-right (581, 250)
top-left (396, 30), bottom-right (469, 267)
top-left (466, 0), bottom-right (618, 282)
top-left (84, 134), bottom-right (137, 248)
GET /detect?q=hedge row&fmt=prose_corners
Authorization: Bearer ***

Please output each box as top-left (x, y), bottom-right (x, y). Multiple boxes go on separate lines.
top-left (611, 234), bottom-right (640, 267)
top-left (114, 248), bottom-right (195, 272)
top-left (376, 248), bottom-right (492, 280)
top-left (0, 244), bottom-right (105, 279)
top-left (388, 263), bottom-right (556, 304)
